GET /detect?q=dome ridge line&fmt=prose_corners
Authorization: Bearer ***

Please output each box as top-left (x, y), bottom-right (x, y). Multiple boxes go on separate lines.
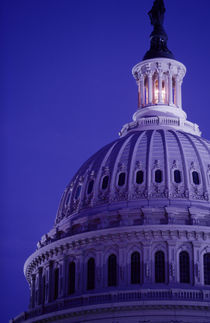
top-left (146, 130), bottom-right (155, 196)
top-left (172, 131), bottom-right (190, 196)
top-left (162, 129), bottom-right (170, 197)
top-left (128, 131), bottom-right (146, 198)
top-left (182, 132), bottom-right (208, 200)
top-left (109, 133), bottom-right (137, 202)
top-left (93, 139), bottom-right (120, 205)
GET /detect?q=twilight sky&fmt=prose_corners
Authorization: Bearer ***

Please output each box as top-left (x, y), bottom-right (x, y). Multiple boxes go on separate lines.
top-left (1, 0), bottom-right (210, 321)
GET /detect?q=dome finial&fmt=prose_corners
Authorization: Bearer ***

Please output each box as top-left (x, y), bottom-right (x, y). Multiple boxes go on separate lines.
top-left (143, 0), bottom-right (174, 60)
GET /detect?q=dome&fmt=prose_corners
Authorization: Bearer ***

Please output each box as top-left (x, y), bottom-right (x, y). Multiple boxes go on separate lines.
top-left (12, 1), bottom-right (210, 323)
top-left (55, 128), bottom-right (210, 226)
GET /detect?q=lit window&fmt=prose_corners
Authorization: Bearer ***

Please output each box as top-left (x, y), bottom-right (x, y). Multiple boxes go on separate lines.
top-left (54, 268), bottom-right (59, 300)
top-left (154, 79), bottom-right (158, 104)
top-left (87, 258), bottom-right (95, 290)
top-left (118, 172), bottom-right (126, 186)
top-left (174, 169), bottom-right (181, 183)
top-left (136, 170), bottom-right (144, 184)
top-left (179, 251), bottom-right (190, 283)
top-left (68, 262), bottom-right (75, 295)
top-left (155, 169), bottom-right (162, 183)
top-left (87, 180), bottom-right (94, 194)
top-left (131, 252), bottom-right (140, 284)
top-left (204, 253), bottom-right (210, 285)
top-left (155, 251), bottom-right (165, 283)
top-left (192, 171), bottom-right (200, 185)
top-left (75, 185), bottom-right (81, 199)
top-left (108, 254), bottom-right (117, 286)
top-left (102, 175), bottom-right (109, 190)
top-left (162, 80), bottom-right (166, 103)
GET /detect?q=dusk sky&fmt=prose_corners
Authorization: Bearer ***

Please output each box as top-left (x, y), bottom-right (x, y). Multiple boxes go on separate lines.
top-left (2, 0), bottom-right (210, 321)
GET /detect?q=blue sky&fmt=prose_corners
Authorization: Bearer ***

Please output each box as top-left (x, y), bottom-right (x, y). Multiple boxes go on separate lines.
top-left (1, 0), bottom-right (210, 321)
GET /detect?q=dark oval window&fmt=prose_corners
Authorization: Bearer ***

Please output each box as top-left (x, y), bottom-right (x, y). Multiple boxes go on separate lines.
top-left (155, 169), bottom-right (162, 183)
top-left (102, 175), bottom-right (109, 190)
top-left (174, 169), bottom-right (181, 184)
top-left (118, 172), bottom-right (126, 186)
top-left (192, 171), bottom-right (200, 185)
top-left (75, 185), bottom-right (81, 199)
top-left (136, 170), bottom-right (144, 184)
top-left (87, 180), bottom-right (94, 194)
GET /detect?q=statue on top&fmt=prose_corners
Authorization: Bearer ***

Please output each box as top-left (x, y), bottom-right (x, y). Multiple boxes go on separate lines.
top-left (148, 0), bottom-right (166, 28)
top-left (143, 0), bottom-right (174, 60)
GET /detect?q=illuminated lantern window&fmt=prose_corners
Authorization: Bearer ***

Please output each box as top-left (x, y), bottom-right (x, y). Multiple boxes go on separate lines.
top-left (144, 76), bottom-right (148, 105)
top-left (154, 79), bottom-right (159, 104)
top-left (162, 80), bottom-right (166, 103)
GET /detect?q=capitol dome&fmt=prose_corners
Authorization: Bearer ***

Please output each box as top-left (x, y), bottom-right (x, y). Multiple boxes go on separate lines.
top-left (55, 128), bottom-right (210, 228)
top-left (11, 1), bottom-right (210, 323)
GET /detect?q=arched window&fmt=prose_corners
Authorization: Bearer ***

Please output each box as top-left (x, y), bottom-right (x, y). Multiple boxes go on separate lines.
top-left (192, 171), bottom-right (200, 185)
top-left (155, 251), bottom-right (165, 283)
top-left (131, 252), bottom-right (140, 284)
top-left (87, 258), bottom-right (95, 290)
top-left (87, 180), bottom-right (94, 194)
top-left (174, 169), bottom-right (181, 184)
top-left (68, 261), bottom-right (75, 295)
top-left (54, 268), bottom-right (59, 300)
top-left (102, 175), bottom-right (109, 190)
top-left (155, 169), bottom-right (162, 183)
top-left (179, 251), bottom-right (190, 283)
top-left (108, 254), bottom-right (117, 286)
top-left (118, 172), bottom-right (126, 187)
top-left (75, 185), bottom-right (81, 199)
top-left (136, 170), bottom-right (144, 184)
top-left (204, 253), bottom-right (210, 285)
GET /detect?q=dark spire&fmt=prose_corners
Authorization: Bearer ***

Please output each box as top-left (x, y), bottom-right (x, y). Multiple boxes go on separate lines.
top-left (143, 0), bottom-right (174, 60)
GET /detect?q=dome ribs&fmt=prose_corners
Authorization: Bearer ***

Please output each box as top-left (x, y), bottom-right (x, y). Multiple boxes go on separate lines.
top-left (128, 131), bottom-right (147, 200)
top-left (182, 132), bottom-right (208, 200)
top-left (109, 133), bottom-right (137, 203)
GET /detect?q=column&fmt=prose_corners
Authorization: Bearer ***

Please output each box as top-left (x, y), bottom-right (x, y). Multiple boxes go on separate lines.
top-left (168, 242), bottom-right (176, 284)
top-left (140, 74), bottom-right (144, 107)
top-left (62, 256), bottom-right (68, 297)
top-left (177, 77), bottom-right (182, 108)
top-left (168, 72), bottom-right (173, 105)
top-left (148, 72), bottom-right (153, 105)
top-left (143, 242), bottom-right (152, 284)
top-left (137, 80), bottom-right (141, 108)
top-left (38, 267), bottom-right (43, 305)
top-left (30, 274), bottom-right (36, 309)
top-left (45, 261), bottom-right (53, 303)
top-left (158, 71), bottom-right (163, 104)
top-left (96, 250), bottom-right (103, 290)
top-left (193, 242), bottom-right (201, 286)
top-left (119, 247), bottom-right (126, 287)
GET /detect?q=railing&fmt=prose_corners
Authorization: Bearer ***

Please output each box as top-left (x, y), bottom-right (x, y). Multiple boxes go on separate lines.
top-left (11, 288), bottom-right (210, 322)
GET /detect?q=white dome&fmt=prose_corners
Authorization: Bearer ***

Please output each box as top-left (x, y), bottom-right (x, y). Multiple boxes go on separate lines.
top-left (55, 129), bottom-right (210, 227)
